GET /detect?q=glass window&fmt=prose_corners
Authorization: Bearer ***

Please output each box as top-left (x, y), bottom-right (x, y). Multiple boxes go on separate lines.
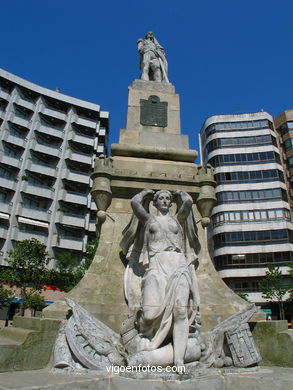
top-left (242, 211), bottom-right (248, 220)
top-left (268, 210), bottom-right (275, 219)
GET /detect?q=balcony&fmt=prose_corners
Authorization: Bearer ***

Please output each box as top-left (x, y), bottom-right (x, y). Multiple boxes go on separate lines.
top-left (0, 177), bottom-right (17, 191)
top-left (59, 189), bottom-right (88, 205)
top-left (0, 152), bottom-right (22, 169)
top-left (20, 181), bottom-right (54, 199)
top-left (30, 139), bottom-right (61, 158)
top-left (88, 220), bottom-right (96, 232)
top-left (0, 226), bottom-right (8, 238)
top-left (52, 234), bottom-right (83, 251)
top-left (7, 112), bottom-right (30, 129)
top-left (40, 106), bottom-right (67, 122)
top-left (56, 211), bottom-right (85, 228)
top-left (70, 130), bottom-right (95, 147)
top-left (65, 148), bottom-right (92, 165)
top-left (13, 95), bottom-right (35, 112)
top-left (25, 159), bottom-right (57, 177)
top-left (99, 128), bottom-right (106, 137)
top-left (72, 115), bottom-right (97, 129)
top-left (0, 89), bottom-right (11, 102)
top-left (2, 129), bottom-right (27, 148)
top-left (16, 204), bottom-right (51, 223)
top-left (0, 201), bottom-right (13, 215)
top-left (11, 228), bottom-right (47, 243)
top-left (35, 121), bottom-right (64, 139)
top-left (63, 168), bottom-right (90, 185)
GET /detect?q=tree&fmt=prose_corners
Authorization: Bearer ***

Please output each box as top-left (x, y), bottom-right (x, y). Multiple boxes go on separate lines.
top-left (259, 264), bottom-right (290, 320)
top-left (236, 292), bottom-right (250, 302)
top-left (47, 252), bottom-right (84, 292)
top-left (0, 284), bottom-right (13, 310)
top-left (46, 237), bottom-right (99, 292)
top-left (287, 261), bottom-right (293, 302)
top-left (4, 238), bottom-right (50, 315)
top-left (24, 293), bottom-right (45, 317)
top-left (83, 237), bottom-right (99, 270)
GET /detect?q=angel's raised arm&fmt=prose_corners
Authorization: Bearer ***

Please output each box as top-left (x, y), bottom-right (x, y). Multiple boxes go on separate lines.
top-left (174, 190), bottom-right (193, 224)
top-left (130, 189), bottom-right (154, 223)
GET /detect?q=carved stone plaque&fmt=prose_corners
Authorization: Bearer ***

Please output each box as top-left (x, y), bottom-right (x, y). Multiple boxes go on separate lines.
top-left (140, 95), bottom-right (168, 127)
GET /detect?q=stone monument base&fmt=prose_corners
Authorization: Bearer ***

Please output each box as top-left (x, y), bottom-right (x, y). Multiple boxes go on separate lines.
top-left (0, 367), bottom-right (292, 390)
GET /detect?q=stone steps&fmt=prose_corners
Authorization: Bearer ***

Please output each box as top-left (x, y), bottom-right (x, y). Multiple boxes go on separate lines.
top-left (0, 316), bottom-right (62, 372)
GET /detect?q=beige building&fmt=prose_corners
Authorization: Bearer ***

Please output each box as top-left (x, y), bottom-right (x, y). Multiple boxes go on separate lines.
top-left (0, 68), bottom-right (109, 266)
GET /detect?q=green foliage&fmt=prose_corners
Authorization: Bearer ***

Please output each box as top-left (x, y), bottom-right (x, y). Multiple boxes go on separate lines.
top-left (259, 264), bottom-right (290, 320)
top-left (0, 284), bottom-right (13, 309)
top-left (47, 252), bottom-right (84, 292)
top-left (47, 237), bottom-right (99, 292)
top-left (4, 238), bottom-right (51, 315)
top-left (287, 261), bottom-right (293, 302)
top-left (5, 238), bottom-right (50, 290)
top-left (83, 237), bottom-right (99, 270)
top-left (24, 293), bottom-right (45, 315)
top-left (55, 252), bottom-right (79, 273)
top-left (236, 292), bottom-right (250, 302)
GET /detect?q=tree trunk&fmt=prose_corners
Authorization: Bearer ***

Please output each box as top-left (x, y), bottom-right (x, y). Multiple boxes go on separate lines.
top-left (19, 287), bottom-right (26, 316)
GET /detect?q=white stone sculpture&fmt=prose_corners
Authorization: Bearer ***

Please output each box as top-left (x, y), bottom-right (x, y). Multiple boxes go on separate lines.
top-left (120, 189), bottom-right (202, 370)
top-left (53, 190), bottom-right (261, 374)
top-left (54, 299), bottom-right (126, 371)
top-left (137, 31), bottom-right (169, 83)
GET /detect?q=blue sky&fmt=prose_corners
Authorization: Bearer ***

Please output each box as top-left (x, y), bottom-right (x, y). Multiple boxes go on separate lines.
top-left (1, 1), bottom-right (292, 161)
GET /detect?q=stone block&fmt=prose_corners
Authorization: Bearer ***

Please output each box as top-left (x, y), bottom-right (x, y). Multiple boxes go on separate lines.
top-left (0, 317), bottom-right (62, 372)
top-left (252, 321), bottom-right (293, 367)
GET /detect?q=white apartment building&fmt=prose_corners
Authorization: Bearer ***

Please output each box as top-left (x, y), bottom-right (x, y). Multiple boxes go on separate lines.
top-left (200, 111), bottom-right (293, 306)
top-left (0, 69), bottom-right (109, 266)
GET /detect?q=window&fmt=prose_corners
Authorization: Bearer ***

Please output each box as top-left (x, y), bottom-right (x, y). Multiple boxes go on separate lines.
top-left (214, 229), bottom-right (291, 248)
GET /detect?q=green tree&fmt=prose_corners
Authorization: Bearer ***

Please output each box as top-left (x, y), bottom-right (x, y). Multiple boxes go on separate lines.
top-left (259, 264), bottom-right (290, 320)
top-left (47, 237), bottom-right (99, 292)
top-left (4, 238), bottom-right (50, 315)
top-left (236, 292), bottom-right (250, 302)
top-left (287, 261), bottom-right (293, 302)
top-left (83, 237), bottom-right (99, 271)
top-left (24, 293), bottom-right (45, 317)
top-left (0, 284), bottom-right (13, 310)
top-left (47, 252), bottom-right (84, 292)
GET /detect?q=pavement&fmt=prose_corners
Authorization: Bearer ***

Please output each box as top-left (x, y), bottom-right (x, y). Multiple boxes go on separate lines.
top-left (0, 366), bottom-right (293, 390)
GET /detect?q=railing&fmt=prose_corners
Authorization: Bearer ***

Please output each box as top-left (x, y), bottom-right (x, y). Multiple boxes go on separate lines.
top-left (69, 168), bottom-right (90, 176)
top-left (27, 181), bottom-right (55, 191)
top-left (31, 158), bottom-right (57, 169)
top-left (69, 148), bottom-right (92, 157)
top-left (62, 211), bottom-right (85, 218)
top-left (59, 233), bottom-right (83, 241)
top-left (73, 130), bottom-right (95, 140)
top-left (36, 139), bottom-right (61, 149)
top-left (18, 228), bottom-right (47, 236)
top-left (66, 190), bottom-right (87, 196)
top-left (22, 204), bottom-right (50, 212)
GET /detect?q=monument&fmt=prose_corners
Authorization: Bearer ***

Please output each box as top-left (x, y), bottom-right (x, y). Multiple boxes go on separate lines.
top-left (2, 33), bottom-right (292, 388)
top-left (50, 31), bottom-right (262, 373)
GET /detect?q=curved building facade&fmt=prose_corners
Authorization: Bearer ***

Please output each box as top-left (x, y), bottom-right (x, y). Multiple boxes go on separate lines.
top-left (274, 110), bottom-right (293, 218)
top-left (0, 68), bottom-right (109, 266)
top-left (200, 111), bottom-right (292, 305)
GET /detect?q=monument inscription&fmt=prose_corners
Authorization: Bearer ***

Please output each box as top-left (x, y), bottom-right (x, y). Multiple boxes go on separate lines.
top-left (140, 95), bottom-right (168, 127)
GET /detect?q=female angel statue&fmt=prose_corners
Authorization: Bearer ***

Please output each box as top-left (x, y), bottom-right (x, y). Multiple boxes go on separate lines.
top-left (120, 189), bottom-right (202, 369)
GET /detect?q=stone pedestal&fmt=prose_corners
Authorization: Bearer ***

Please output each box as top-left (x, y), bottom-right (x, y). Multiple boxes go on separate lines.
top-left (43, 80), bottom-right (255, 332)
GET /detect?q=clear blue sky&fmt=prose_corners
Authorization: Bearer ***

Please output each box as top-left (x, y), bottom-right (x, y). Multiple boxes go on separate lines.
top-left (1, 1), bottom-right (292, 161)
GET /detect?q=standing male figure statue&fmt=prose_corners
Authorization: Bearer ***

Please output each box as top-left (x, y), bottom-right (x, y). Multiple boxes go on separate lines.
top-left (137, 31), bottom-right (169, 83)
